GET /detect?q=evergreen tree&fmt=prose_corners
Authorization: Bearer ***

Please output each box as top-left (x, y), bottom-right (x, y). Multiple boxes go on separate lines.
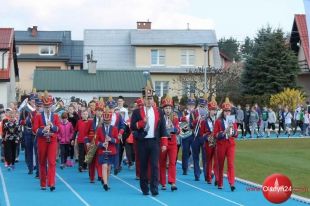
top-left (241, 26), bottom-right (300, 95)
top-left (218, 37), bottom-right (241, 61)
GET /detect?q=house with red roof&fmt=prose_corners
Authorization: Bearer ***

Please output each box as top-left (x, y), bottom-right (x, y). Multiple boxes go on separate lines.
top-left (0, 28), bottom-right (19, 107)
top-left (290, 14), bottom-right (310, 96)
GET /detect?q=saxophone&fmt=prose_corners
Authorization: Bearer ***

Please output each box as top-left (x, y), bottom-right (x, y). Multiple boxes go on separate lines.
top-left (207, 117), bottom-right (216, 147)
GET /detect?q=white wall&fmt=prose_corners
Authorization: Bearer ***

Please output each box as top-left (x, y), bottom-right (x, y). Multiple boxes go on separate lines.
top-left (0, 83), bottom-right (8, 107)
top-left (49, 92), bottom-right (141, 103)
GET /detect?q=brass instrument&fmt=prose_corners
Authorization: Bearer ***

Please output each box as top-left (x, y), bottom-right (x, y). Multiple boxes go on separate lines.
top-left (179, 121), bottom-right (192, 139)
top-left (84, 118), bottom-right (102, 164)
top-left (18, 98), bottom-right (35, 113)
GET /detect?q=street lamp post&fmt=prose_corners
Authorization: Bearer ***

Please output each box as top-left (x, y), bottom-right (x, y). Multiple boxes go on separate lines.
top-left (203, 44), bottom-right (209, 92)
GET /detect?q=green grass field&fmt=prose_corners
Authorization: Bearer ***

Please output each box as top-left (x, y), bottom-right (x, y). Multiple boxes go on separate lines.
top-left (235, 138), bottom-right (310, 198)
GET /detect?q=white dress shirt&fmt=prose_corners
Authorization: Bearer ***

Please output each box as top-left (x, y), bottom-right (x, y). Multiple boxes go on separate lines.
top-left (144, 106), bottom-right (155, 138)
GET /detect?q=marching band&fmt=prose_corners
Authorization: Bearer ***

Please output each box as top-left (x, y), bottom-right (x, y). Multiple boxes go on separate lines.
top-left (0, 84), bottom-right (241, 195)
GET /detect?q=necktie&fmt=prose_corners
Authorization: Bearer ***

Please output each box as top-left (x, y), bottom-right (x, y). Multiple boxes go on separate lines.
top-left (106, 126), bottom-right (109, 135)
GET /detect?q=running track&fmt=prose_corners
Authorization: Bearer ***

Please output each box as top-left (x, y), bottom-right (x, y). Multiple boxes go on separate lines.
top-left (0, 136), bottom-right (309, 206)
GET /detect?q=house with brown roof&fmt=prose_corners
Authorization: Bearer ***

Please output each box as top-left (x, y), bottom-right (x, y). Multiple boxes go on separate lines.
top-left (0, 28), bottom-right (19, 107)
top-left (290, 14), bottom-right (310, 96)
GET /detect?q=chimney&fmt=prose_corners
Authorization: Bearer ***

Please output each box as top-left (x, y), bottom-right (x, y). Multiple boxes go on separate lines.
top-left (87, 50), bottom-right (97, 74)
top-left (31, 26), bottom-right (38, 37)
top-left (137, 21), bottom-right (152, 29)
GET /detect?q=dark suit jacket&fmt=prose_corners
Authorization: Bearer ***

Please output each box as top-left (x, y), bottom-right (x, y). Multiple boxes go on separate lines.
top-left (130, 106), bottom-right (168, 146)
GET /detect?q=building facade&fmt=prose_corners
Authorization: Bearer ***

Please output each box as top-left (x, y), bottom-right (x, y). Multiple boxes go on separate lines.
top-left (84, 22), bottom-right (221, 99)
top-left (0, 28), bottom-right (19, 107)
top-left (290, 14), bottom-right (310, 96)
top-left (15, 26), bottom-right (83, 93)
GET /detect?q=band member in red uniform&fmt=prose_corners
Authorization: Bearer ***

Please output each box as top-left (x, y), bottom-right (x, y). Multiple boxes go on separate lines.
top-left (201, 96), bottom-right (218, 185)
top-left (213, 97), bottom-right (238, 191)
top-left (133, 97), bottom-right (144, 180)
top-left (33, 92), bottom-right (60, 191)
top-left (131, 82), bottom-right (168, 196)
top-left (85, 103), bottom-right (104, 183)
top-left (159, 95), bottom-right (179, 191)
top-left (190, 94), bottom-right (208, 181)
top-left (75, 110), bottom-right (91, 172)
top-left (97, 107), bottom-right (119, 191)
top-left (106, 96), bottom-right (125, 175)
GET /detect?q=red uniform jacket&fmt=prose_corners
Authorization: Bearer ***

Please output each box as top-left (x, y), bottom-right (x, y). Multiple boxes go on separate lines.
top-left (213, 118), bottom-right (238, 144)
top-left (96, 125), bottom-right (119, 155)
top-left (200, 116), bottom-right (215, 137)
top-left (85, 116), bottom-right (100, 144)
top-left (161, 116), bottom-right (180, 146)
top-left (33, 112), bottom-right (60, 140)
top-left (75, 119), bottom-right (91, 144)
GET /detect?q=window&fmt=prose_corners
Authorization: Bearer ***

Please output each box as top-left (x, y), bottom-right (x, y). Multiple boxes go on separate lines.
top-left (155, 81), bottom-right (169, 97)
top-left (39, 46), bottom-right (55, 55)
top-left (151, 49), bottom-right (165, 66)
top-left (16, 46), bottom-right (20, 55)
top-left (182, 81), bottom-right (196, 96)
top-left (181, 49), bottom-right (195, 66)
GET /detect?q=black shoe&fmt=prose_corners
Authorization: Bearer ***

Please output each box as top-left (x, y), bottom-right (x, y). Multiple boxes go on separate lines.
top-left (182, 171), bottom-right (187, 175)
top-left (171, 185), bottom-right (178, 191)
top-left (114, 169), bottom-right (119, 175)
top-left (195, 177), bottom-right (199, 181)
top-left (218, 186), bottom-right (223, 190)
top-left (214, 181), bottom-right (218, 186)
top-left (78, 166), bottom-right (83, 172)
top-left (151, 191), bottom-right (159, 196)
top-left (41, 187), bottom-right (46, 190)
top-left (28, 170), bottom-right (33, 175)
top-left (231, 185), bottom-right (236, 192)
top-left (50, 186), bottom-right (55, 192)
top-left (103, 184), bottom-right (109, 191)
top-left (161, 186), bottom-right (166, 190)
top-left (97, 177), bottom-right (102, 181)
top-left (35, 174), bottom-right (39, 179)
top-left (207, 181), bottom-right (212, 184)
top-left (143, 192), bottom-right (149, 196)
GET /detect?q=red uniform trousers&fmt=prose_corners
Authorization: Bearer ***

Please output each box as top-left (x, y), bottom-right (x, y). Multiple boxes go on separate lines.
top-left (205, 144), bottom-right (218, 183)
top-left (216, 139), bottom-right (235, 188)
top-left (38, 137), bottom-right (57, 187)
top-left (159, 137), bottom-right (177, 186)
top-left (86, 148), bottom-right (101, 182)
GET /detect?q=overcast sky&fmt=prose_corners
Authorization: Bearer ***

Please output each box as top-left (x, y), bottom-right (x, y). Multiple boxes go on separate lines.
top-left (2, 0), bottom-right (306, 41)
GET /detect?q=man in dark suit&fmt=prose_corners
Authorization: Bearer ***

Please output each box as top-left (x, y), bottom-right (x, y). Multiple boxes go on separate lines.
top-left (131, 81), bottom-right (168, 196)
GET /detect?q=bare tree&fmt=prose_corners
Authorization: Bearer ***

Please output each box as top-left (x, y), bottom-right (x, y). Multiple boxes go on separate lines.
top-left (171, 63), bottom-right (243, 102)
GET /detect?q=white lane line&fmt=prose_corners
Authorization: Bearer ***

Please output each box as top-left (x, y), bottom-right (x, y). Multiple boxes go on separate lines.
top-left (112, 174), bottom-right (168, 206)
top-left (176, 178), bottom-right (244, 206)
top-left (56, 173), bottom-right (91, 206)
top-left (0, 167), bottom-right (11, 206)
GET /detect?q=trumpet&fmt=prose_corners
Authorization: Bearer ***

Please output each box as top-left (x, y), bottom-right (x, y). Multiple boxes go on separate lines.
top-left (53, 99), bottom-right (64, 113)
